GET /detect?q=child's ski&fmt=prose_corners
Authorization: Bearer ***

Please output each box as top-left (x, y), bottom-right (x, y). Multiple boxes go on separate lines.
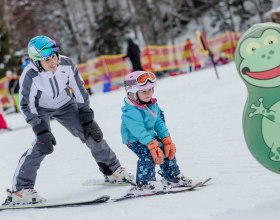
top-left (111, 181), bottom-right (202, 202)
top-left (82, 178), bottom-right (211, 187)
top-left (201, 177), bottom-right (212, 186)
top-left (0, 195), bottom-right (110, 211)
top-left (173, 177), bottom-right (212, 188)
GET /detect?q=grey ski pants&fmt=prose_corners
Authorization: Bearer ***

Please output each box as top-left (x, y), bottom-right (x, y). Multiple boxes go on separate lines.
top-left (12, 101), bottom-right (120, 191)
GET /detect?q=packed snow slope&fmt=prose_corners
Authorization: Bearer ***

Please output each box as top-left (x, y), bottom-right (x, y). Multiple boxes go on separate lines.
top-left (1, 62), bottom-right (280, 220)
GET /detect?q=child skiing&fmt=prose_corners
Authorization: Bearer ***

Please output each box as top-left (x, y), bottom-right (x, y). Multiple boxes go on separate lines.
top-left (121, 71), bottom-right (192, 191)
top-left (2, 35), bottom-right (135, 206)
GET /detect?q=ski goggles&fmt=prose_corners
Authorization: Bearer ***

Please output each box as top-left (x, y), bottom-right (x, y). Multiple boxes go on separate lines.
top-left (125, 72), bottom-right (156, 86)
top-left (39, 41), bottom-right (58, 59)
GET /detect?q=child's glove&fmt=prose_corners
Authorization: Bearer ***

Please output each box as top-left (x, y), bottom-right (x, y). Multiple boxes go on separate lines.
top-left (147, 140), bottom-right (164, 165)
top-left (162, 136), bottom-right (176, 160)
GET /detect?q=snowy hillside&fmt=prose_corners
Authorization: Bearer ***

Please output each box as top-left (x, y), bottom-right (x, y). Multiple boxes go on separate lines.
top-left (1, 62), bottom-right (280, 220)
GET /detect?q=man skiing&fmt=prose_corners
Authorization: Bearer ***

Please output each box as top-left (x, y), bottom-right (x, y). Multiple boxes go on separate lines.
top-left (3, 35), bottom-right (135, 206)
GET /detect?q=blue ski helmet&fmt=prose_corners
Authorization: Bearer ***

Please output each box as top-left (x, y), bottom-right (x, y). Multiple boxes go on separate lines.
top-left (27, 35), bottom-right (59, 68)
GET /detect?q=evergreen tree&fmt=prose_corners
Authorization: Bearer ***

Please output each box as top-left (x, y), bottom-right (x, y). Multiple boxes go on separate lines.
top-left (0, 14), bottom-right (20, 78)
top-left (92, 0), bottom-right (129, 55)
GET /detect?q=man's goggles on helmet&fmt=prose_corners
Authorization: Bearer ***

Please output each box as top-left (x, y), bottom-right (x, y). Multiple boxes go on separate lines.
top-left (40, 41), bottom-right (58, 59)
top-left (125, 72), bottom-right (156, 86)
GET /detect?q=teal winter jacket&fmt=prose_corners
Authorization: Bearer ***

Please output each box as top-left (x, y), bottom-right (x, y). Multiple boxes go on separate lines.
top-left (121, 97), bottom-right (170, 146)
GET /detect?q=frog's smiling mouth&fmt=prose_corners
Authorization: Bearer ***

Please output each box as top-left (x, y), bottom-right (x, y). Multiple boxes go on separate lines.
top-left (242, 65), bottom-right (280, 80)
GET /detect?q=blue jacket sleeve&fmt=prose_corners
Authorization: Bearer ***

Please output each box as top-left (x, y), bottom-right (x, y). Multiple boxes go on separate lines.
top-left (122, 108), bottom-right (154, 146)
top-left (154, 104), bottom-right (170, 139)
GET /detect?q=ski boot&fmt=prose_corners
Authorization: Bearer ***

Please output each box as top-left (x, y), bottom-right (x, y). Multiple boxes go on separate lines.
top-left (158, 170), bottom-right (193, 187)
top-left (2, 188), bottom-right (46, 206)
top-left (136, 181), bottom-right (166, 191)
top-left (126, 180), bottom-right (167, 196)
top-left (107, 166), bottom-right (136, 186)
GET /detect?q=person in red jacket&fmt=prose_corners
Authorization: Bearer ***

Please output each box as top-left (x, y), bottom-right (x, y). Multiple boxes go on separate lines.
top-left (184, 38), bottom-right (201, 72)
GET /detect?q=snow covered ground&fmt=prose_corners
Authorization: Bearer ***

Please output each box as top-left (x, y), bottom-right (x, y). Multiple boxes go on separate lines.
top-left (1, 62), bottom-right (280, 220)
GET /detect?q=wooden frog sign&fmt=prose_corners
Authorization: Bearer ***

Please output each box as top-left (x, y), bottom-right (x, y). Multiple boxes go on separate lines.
top-left (235, 22), bottom-right (280, 173)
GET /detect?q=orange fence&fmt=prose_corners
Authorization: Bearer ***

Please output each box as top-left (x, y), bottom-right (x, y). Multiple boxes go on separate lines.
top-left (77, 54), bottom-right (131, 92)
top-left (140, 32), bottom-right (240, 72)
top-left (79, 31), bottom-right (240, 92)
top-left (0, 31), bottom-right (240, 109)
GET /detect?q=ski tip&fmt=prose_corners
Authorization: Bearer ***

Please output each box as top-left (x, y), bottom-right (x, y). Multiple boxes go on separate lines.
top-left (188, 181), bottom-right (203, 190)
top-left (98, 195), bottom-right (110, 201)
top-left (201, 177), bottom-right (212, 186)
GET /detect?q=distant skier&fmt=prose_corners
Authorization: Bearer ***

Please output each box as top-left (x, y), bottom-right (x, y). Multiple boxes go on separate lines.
top-left (8, 71), bottom-right (20, 113)
top-left (121, 71), bottom-right (192, 191)
top-left (3, 35), bottom-right (135, 206)
top-left (123, 38), bottom-right (143, 71)
top-left (183, 38), bottom-right (201, 72)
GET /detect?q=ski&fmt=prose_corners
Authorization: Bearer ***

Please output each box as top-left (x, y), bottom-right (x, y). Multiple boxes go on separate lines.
top-left (0, 195), bottom-right (110, 211)
top-left (201, 177), bottom-right (212, 186)
top-left (82, 179), bottom-right (131, 187)
top-left (82, 179), bottom-right (131, 186)
top-left (173, 177), bottom-right (212, 188)
top-left (111, 181), bottom-right (202, 202)
top-left (82, 178), bottom-right (211, 188)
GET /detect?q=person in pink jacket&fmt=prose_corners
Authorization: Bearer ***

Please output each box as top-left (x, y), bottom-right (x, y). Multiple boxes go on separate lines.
top-left (0, 96), bottom-right (8, 130)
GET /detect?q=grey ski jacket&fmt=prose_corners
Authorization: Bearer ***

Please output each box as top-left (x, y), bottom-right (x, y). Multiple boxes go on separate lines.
top-left (19, 55), bottom-right (90, 127)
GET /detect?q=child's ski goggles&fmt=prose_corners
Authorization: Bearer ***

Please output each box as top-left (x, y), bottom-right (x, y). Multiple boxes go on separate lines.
top-left (125, 72), bottom-right (156, 86)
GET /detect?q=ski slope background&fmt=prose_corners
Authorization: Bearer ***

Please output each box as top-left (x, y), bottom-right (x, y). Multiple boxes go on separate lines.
top-left (1, 62), bottom-right (280, 220)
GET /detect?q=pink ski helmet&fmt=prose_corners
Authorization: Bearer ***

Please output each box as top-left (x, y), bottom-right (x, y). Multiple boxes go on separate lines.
top-left (124, 71), bottom-right (157, 101)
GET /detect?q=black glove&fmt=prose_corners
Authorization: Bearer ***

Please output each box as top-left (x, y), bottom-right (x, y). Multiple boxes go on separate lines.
top-left (32, 119), bottom-right (56, 154)
top-left (79, 108), bottom-right (103, 142)
top-left (82, 120), bottom-right (103, 142)
top-left (36, 131), bottom-right (56, 154)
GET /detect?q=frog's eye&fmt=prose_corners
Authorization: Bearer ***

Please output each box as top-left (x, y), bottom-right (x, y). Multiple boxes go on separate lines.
top-left (264, 35), bottom-right (279, 46)
top-left (246, 42), bottom-right (261, 55)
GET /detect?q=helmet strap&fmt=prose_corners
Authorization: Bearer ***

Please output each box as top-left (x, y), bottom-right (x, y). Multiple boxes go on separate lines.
top-left (55, 52), bottom-right (60, 66)
top-left (135, 93), bottom-right (141, 105)
top-left (31, 60), bottom-right (44, 72)
top-left (37, 61), bottom-right (45, 72)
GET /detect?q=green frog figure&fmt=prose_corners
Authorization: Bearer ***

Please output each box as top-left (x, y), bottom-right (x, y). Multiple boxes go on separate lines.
top-left (235, 22), bottom-right (280, 173)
